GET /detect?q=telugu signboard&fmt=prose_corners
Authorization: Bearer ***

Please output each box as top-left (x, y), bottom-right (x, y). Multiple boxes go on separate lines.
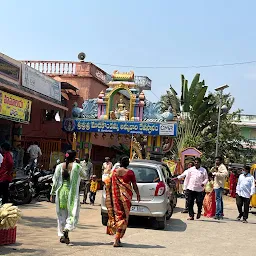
top-left (63, 119), bottom-right (178, 136)
top-left (0, 53), bottom-right (21, 85)
top-left (90, 64), bottom-right (106, 83)
top-left (159, 123), bottom-right (175, 135)
top-left (21, 63), bottom-right (61, 102)
top-left (0, 90), bottom-right (32, 123)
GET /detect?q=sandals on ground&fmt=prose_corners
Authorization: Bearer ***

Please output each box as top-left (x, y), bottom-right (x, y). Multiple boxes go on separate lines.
top-left (113, 239), bottom-right (122, 247)
top-left (60, 229), bottom-right (70, 244)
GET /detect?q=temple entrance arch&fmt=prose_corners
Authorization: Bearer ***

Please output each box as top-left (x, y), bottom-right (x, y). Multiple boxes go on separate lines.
top-left (105, 85), bottom-right (135, 120)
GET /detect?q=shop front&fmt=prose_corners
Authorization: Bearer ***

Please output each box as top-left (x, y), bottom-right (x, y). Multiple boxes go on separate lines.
top-left (0, 53), bottom-right (31, 146)
top-left (0, 52), bottom-right (68, 169)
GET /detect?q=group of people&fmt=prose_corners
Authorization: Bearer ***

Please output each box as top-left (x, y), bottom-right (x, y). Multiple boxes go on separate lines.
top-left (176, 156), bottom-right (256, 223)
top-left (78, 155), bottom-right (112, 205)
top-left (50, 151), bottom-right (138, 247)
top-left (49, 151), bottom-right (256, 246)
top-left (2, 144), bottom-right (252, 247)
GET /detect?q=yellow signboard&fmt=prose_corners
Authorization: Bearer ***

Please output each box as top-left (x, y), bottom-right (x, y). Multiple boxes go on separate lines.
top-left (0, 90), bottom-right (32, 123)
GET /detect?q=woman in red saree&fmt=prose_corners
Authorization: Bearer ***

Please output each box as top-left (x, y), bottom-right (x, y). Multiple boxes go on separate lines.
top-left (105, 156), bottom-right (140, 247)
top-left (229, 170), bottom-right (237, 198)
top-left (203, 173), bottom-right (216, 218)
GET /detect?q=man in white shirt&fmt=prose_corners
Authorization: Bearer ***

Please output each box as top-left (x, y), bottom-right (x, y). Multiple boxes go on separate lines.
top-left (27, 141), bottom-right (42, 169)
top-left (236, 166), bottom-right (255, 223)
top-left (80, 153), bottom-right (93, 204)
top-left (184, 158), bottom-right (208, 220)
top-left (102, 157), bottom-right (113, 183)
top-left (176, 161), bottom-right (195, 213)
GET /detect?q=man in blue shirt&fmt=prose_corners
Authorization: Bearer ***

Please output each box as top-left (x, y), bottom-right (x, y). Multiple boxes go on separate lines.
top-left (236, 166), bottom-right (255, 223)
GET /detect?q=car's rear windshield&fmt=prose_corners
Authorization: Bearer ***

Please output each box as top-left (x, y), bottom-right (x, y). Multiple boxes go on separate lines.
top-left (129, 165), bottom-right (160, 183)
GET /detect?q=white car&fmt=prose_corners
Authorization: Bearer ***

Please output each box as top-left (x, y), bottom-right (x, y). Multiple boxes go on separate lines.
top-left (101, 159), bottom-right (177, 230)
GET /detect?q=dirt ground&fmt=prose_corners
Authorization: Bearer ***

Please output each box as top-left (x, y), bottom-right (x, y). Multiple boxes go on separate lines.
top-left (1, 193), bottom-right (256, 256)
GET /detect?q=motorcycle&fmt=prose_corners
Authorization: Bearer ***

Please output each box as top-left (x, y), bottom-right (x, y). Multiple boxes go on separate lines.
top-left (25, 159), bottom-right (54, 201)
top-left (9, 177), bottom-right (33, 205)
top-left (9, 159), bottom-right (54, 205)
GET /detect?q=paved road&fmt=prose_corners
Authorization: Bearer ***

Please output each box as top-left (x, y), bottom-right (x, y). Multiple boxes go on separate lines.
top-left (1, 194), bottom-right (256, 256)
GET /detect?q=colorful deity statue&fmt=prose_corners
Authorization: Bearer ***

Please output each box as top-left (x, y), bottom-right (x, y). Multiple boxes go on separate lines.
top-left (114, 97), bottom-right (129, 121)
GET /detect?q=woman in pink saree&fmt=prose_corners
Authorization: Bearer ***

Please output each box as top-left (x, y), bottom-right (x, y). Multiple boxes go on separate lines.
top-left (229, 170), bottom-right (237, 198)
top-left (203, 173), bottom-right (216, 218)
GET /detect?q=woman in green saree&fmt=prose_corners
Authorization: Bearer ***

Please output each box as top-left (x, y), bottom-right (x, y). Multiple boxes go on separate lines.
top-left (50, 150), bottom-right (86, 244)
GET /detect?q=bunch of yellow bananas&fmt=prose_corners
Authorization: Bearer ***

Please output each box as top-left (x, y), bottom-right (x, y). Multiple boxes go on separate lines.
top-left (0, 203), bottom-right (22, 230)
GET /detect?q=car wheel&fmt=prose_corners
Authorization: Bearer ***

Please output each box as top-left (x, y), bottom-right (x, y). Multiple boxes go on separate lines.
top-left (152, 217), bottom-right (166, 230)
top-left (101, 214), bottom-right (108, 226)
top-left (166, 203), bottom-right (174, 220)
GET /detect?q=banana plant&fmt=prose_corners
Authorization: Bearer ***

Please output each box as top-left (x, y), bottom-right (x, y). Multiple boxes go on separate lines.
top-left (180, 74), bottom-right (216, 128)
top-left (160, 86), bottom-right (180, 116)
top-left (170, 118), bottom-right (201, 158)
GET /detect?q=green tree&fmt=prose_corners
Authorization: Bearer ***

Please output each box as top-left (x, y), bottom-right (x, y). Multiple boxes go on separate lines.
top-left (160, 74), bottom-right (252, 166)
top-left (198, 93), bottom-right (254, 166)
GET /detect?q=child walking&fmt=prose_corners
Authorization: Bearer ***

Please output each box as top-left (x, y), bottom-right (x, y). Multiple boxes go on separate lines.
top-left (89, 175), bottom-right (98, 205)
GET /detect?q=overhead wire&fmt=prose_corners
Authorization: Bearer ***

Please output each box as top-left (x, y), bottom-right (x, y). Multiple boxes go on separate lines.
top-left (96, 59), bottom-right (256, 101)
top-left (95, 60), bottom-right (256, 69)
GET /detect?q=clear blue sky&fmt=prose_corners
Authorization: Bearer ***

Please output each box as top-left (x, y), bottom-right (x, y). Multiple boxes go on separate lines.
top-left (1, 0), bottom-right (255, 113)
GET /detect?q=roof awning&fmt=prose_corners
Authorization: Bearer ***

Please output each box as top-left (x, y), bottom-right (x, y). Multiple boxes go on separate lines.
top-left (61, 82), bottom-right (78, 92)
top-left (0, 80), bottom-right (68, 111)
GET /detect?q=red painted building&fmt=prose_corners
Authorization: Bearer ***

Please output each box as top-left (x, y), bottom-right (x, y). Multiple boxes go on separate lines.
top-left (22, 60), bottom-right (130, 169)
